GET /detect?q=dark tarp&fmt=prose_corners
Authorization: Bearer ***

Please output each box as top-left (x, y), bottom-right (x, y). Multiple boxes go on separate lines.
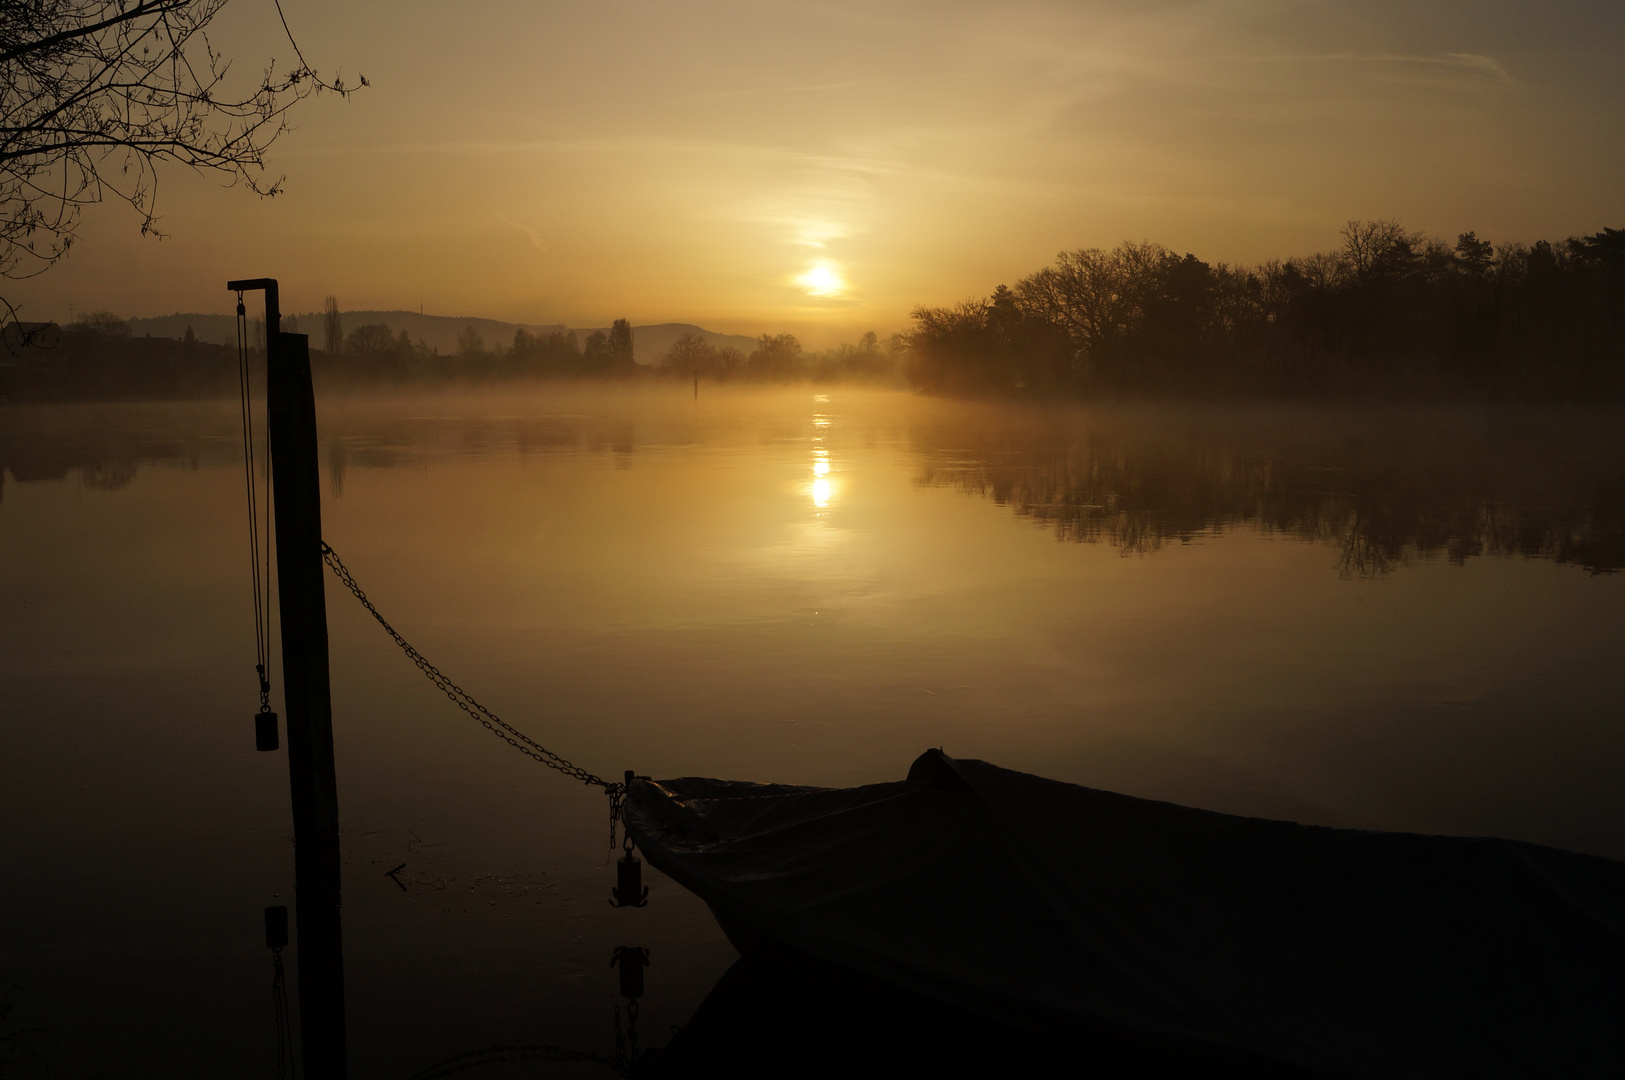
top-left (624, 749), bottom-right (1625, 1079)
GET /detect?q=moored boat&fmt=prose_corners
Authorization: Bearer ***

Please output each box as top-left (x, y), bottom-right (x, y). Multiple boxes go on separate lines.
top-left (624, 748), bottom-right (1625, 1078)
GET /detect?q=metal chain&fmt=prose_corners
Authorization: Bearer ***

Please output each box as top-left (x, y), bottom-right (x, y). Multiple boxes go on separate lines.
top-left (320, 541), bottom-right (616, 793)
top-left (607, 783), bottom-right (626, 851)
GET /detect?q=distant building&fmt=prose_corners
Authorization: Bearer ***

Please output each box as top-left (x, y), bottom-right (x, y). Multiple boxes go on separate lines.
top-left (1, 321), bottom-right (61, 352)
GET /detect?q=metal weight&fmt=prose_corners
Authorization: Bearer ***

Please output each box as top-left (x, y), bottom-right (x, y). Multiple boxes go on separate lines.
top-left (264, 905), bottom-right (289, 950)
top-left (611, 945), bottom-right (650, 1000)
top-left (255, 710), bottom-right (279, 752)
top-left (612, 849), bottom-right (649, 908)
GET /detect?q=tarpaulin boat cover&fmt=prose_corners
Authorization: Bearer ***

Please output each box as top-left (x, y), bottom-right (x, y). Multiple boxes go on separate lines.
top-left (623, 749), bottom-right (1625, 1078)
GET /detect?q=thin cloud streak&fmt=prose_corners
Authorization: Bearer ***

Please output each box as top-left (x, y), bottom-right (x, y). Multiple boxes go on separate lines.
top-left (668, 80), bottom-right (863, 105)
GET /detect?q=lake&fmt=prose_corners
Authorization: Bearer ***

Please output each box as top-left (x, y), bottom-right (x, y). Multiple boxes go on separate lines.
top-left (3, 386), bottom-right (1623, 1076)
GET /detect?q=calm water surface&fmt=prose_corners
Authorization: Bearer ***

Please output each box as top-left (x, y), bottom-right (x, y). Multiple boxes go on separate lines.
top-left (2, 386), bottom-right (1623, 1076)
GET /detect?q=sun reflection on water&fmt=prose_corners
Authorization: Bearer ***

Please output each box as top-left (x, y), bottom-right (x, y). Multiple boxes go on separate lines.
top-left (810, 409), bottom-right (835, 508)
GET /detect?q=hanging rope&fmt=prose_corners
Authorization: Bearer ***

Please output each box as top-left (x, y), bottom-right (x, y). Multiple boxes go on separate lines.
top-left (236, 294), bottom-right (274, 716)
top-left (320, 541), bottom-right (619, 798)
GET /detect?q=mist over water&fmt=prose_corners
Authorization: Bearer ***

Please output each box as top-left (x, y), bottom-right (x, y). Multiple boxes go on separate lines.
top-left (3, 385), bottom-right (1623, 1074)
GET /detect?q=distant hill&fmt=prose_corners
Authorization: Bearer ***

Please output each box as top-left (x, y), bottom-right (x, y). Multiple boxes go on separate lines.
top-left (289, 311), bottom-right (571, 356)
top-left (125, 311), bottom-right (759, 364)
top-left (126, 312), bottom-right (304, 347)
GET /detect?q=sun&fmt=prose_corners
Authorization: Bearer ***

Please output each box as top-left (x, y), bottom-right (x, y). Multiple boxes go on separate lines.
top-left (796, 261), bottom-right (846, 298)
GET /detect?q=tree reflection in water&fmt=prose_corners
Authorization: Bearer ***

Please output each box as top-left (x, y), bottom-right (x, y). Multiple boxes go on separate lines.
top-left (909, 404), bottom-right (1625, 577)
top-left (4, 391), bottom-right (1623, 1075)
top-left (3, 397), bottom-right (1620, 584)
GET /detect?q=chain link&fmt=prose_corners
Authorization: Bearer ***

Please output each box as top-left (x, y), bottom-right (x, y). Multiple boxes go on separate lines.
top-left (607, 783), bottom-right (626, 851)
top-left (321, 541), bottom-right (617, 794)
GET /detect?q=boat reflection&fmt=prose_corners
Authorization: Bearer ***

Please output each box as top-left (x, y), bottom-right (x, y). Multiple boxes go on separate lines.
top-left (391, 948), bottom-right (1194, 1077)
top-left (632, 954), bottom-right (1231, 1078)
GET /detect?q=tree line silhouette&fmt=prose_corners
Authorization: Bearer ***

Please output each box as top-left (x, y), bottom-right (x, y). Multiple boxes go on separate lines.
top-left (5, 218), bottom-right (1621, 402)
top-left (312, 317), bottom-right (902, 385)
top-left (5, 397), bottom-right (1617, 578)
top-left (0, 311), bottom-right (903, 401)
top-left (0, 315), bottom-right (240, 401)
top-left (319, 311), bottom-right (639, 383)
top-left (905, 222), bottom-right (1625, 399)
top-left (0, 313), bottom-right (646, 400)
top-left (654, 330), bottom-right (903, 383)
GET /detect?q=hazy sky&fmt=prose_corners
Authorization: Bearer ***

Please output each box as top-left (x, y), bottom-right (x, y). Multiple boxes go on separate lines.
top-left (10, 0), bottom-right (1623, 346)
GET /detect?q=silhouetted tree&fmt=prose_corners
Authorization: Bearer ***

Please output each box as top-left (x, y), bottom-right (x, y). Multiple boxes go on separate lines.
top-left (345, 324), bottom-right (394, 353)
top-left (746, 333), bottom-right (803, 379)
top-left (322, 296), bottom-right (343, 357)
top-left (1013, 242), bottom-right (1168, 385)
top-left (606, 318), bottom-right (635, 369)
top-left (905, 299), bottom-right (999, 393)
top-left (1568, 227), bottom-right (1625, 274)
top-left (339, 323), bottom-right (402, 380)
top-left (456, 324), bottom-right (486, 357)
top-left (538, 330), bottom-right (580, 373)
top-left (660, 331), bottom-right (720, 376)
top-left (67, 310), bottom-right (129, 340)
top-left (508, 327), bottom-right (580, 376)
top-left (1455, 232), bottom-right (1495, 277)
top-left (903, 219), bottom-right (1625, 400)
top-left (2, 0), bottom-right (360, 334)
top-left (1339, 220), bottom-right (1420, 284)
top-left (581, 329), bottom-right (609, 372)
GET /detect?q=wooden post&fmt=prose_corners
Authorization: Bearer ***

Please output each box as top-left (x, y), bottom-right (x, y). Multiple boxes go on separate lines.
top-left (236, 274), bottom-right (348, 1079)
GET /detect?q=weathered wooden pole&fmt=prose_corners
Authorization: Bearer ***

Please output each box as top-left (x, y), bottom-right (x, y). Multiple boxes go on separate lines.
top-left (230, 277), bottom-right (348, 1078)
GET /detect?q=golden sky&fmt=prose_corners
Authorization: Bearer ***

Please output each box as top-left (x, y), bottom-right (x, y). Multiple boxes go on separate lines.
top-left (12, 0), bottom-right (1624, 346)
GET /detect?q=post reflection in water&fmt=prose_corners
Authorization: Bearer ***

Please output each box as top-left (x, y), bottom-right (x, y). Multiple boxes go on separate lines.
top-left (2, 388), bottom-right (1624, 1074)
top-left (264, 906), bottom-right (295, 1079)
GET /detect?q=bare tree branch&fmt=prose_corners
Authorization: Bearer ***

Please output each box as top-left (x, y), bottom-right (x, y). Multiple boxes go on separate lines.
top-left (0, 1), bottom-right (191, 66)
top-left (1, 0), bottom-right (361, 339)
